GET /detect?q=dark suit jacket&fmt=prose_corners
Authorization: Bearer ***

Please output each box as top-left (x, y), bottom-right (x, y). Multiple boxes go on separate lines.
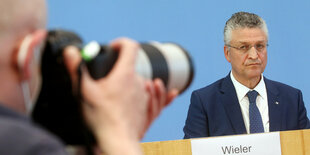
top-left (0, 104), bottom-right (67, 155)
top-left (183, 74), bottom-right (310, 139)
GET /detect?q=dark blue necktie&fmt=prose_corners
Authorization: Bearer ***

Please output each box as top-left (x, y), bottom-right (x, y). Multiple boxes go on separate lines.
top-left (247, 90), bottom-right (264, 133)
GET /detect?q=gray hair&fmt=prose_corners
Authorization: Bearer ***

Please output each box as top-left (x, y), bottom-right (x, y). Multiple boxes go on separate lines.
top-left (224, 12), bottom-right (268, 45)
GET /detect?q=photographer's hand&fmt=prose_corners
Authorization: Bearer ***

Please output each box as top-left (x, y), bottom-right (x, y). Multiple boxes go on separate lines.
top-left (63, 38), bottom-right (178, 155)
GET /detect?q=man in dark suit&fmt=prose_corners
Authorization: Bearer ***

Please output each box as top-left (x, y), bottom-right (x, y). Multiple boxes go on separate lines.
top-left (183, 12), bottom-right (310, 139)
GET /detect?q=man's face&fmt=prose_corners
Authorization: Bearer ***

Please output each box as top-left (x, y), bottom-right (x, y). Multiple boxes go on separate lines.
top-left (224, 28), bottom-right (268, 82)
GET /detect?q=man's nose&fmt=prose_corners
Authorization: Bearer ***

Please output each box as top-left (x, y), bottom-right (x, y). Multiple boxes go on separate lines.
top-left (248, 46), bottom-right (258, 59)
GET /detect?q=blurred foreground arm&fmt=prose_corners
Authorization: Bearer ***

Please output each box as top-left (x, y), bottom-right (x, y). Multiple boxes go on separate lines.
top-left (63, 38), bottom-right (178, 155)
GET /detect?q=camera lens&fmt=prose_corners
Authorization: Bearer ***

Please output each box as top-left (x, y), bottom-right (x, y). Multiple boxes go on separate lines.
top-left (138, 42), bottom-right (194, 94)
top-left (82, 41), bottom-right (194, 94)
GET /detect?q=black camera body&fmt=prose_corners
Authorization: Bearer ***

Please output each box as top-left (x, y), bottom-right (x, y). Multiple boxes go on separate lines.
top-left (32, 29), bottom-right (194, 148)
top-left (32, 30), bottom-right (94, 146)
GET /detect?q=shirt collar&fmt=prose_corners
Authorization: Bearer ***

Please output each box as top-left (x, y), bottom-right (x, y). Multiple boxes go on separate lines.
top-left (230, 72), bottom-right (267, 102)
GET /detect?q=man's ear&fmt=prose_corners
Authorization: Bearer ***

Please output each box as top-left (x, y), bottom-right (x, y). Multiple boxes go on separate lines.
top-left (224, 45), bottom-right (231, 63)
top-left (16, 29), bottom-right (47, 80)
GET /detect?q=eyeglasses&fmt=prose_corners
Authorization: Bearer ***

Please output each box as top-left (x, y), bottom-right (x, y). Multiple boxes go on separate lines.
top-left (226, 43), bottom-right (269, 53)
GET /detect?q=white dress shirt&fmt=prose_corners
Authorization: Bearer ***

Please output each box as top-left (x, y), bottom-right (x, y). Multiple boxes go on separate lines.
top-left (230, 72), bottom-right (270, 134)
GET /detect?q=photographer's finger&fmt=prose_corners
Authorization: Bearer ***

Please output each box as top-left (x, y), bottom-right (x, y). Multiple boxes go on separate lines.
top-left (154, 79), bottom-right (178, 108)
top-left (63, 46), bottom-right (82, 86)
top-left (166, 89), bottom-right (178, 107)
top-left (110, 38), bottom-right (139, 71)
top-left (143, 80), bottom-right (158, 137)
top-left (154, 79), bottom-right (167, 110)
top-left (63, 46), bottom-right (97, 103)
top-left (79, 64), bottom-right (102, 105)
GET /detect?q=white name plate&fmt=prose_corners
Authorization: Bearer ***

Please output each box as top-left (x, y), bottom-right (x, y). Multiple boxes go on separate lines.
top-left (191, 132), bottom-right (281, 155)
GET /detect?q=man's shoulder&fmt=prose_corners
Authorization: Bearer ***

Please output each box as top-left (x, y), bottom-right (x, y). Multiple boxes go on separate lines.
top-left (264, 77), bottom-right (301, 93)
top-left (0, 105), bottom-right (66, 154)
top-left (193, 77), bottom-right (227, 95)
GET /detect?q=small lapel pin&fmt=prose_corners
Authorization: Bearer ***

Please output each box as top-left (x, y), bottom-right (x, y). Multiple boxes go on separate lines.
top-left (275, 101), bottom-right (279, 105)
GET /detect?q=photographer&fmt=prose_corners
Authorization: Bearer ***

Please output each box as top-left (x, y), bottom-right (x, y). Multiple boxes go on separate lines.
top-left (0, 0), bottom-right (177, 154)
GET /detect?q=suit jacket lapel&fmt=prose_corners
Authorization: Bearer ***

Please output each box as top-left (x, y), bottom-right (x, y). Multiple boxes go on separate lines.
top-left (264, 78), bottom-right (282, 131)
top-left (220, 74), bottom-right (247, 134)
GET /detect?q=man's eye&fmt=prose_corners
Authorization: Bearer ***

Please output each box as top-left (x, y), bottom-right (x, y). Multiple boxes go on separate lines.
top-left (239, 45), bottom-right (247, 50)
top-left (256, 44), bottom-right (264, 49)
